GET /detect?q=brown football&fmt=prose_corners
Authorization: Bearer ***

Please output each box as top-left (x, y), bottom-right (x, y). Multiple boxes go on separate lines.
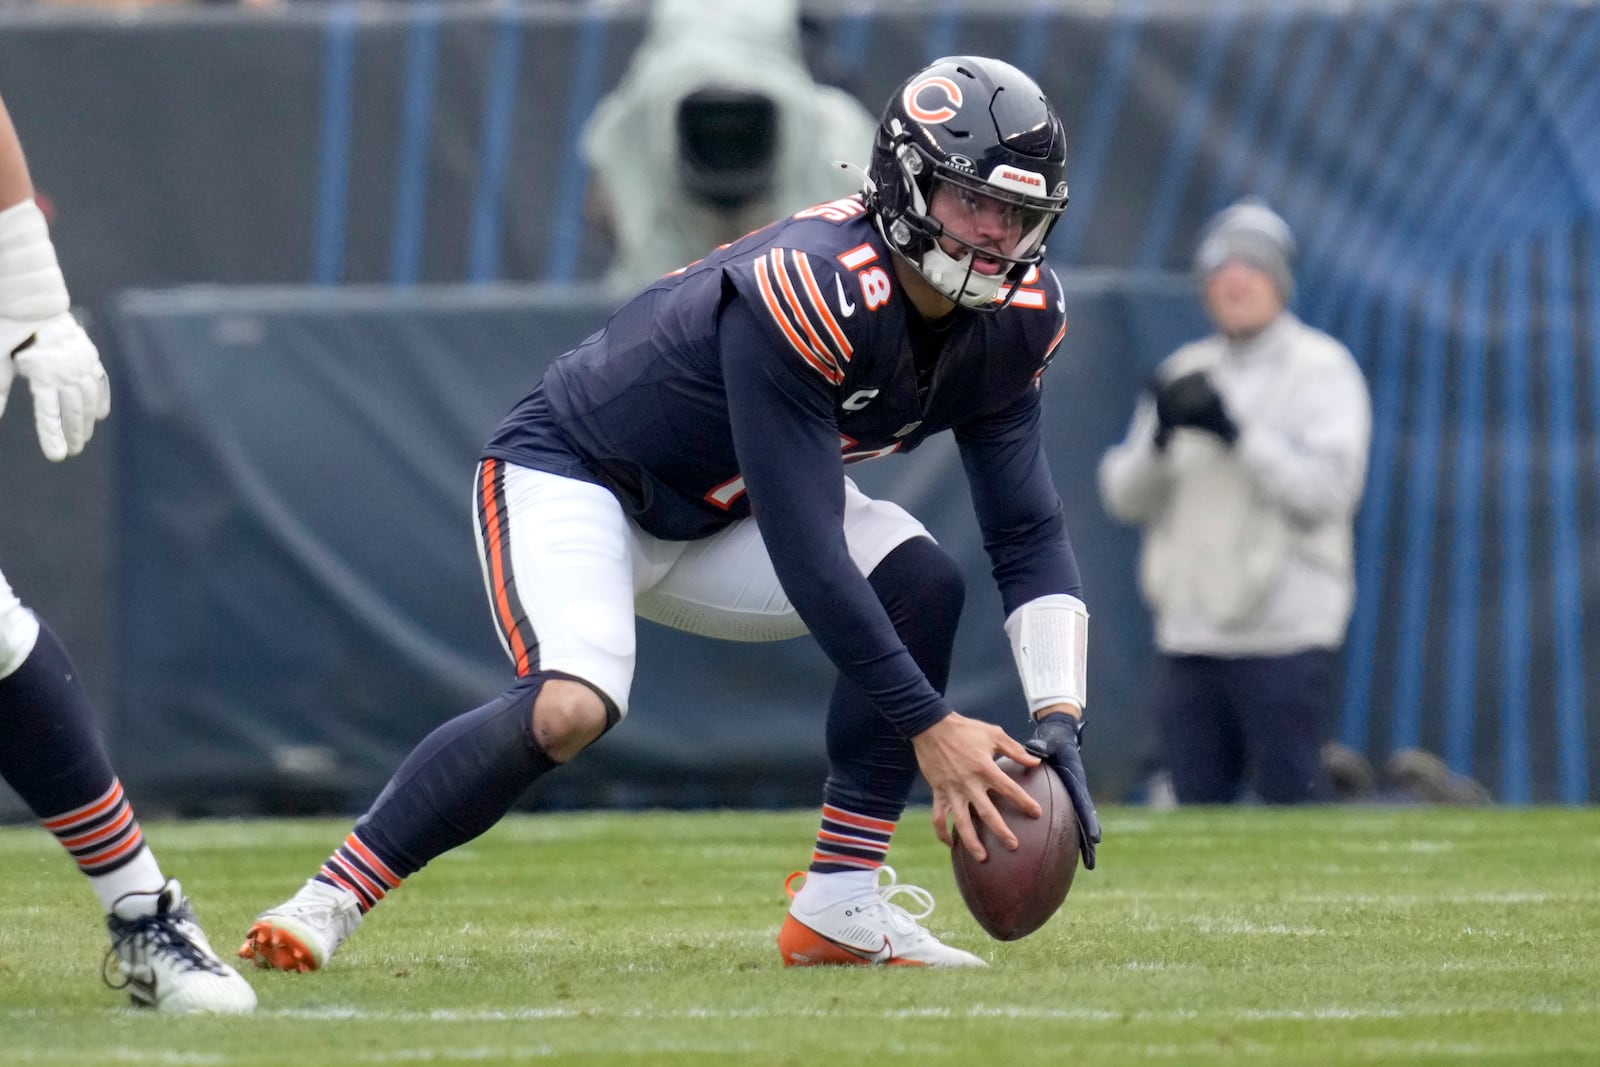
top-left (950, 756), bottom-right (1080, 941)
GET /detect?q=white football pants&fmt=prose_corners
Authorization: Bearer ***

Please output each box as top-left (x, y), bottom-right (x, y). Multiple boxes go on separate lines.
top-left (472, 460), bottom-right (930, 718)
top-left (0, 566), bottom-right (41, 680)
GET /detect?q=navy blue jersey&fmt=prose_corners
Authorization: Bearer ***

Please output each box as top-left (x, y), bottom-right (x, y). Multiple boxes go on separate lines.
top-left (485, 195), bottom-right (1081, 735)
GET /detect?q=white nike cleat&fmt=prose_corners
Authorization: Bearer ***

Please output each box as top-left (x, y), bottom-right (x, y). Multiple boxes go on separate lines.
top-left (237, 878), bottom-right (363, 973)
top-left (777, 866), bottom-right (987, 968)
top-left (104, 880), bottom-right (257, 1014)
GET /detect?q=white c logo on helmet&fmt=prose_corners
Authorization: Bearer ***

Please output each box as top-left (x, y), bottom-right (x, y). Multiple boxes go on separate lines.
top-left (903, 76), bottom-right (963, 124)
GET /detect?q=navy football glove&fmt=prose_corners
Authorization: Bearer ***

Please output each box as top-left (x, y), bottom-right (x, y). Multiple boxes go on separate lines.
top-left (1024, 712), bottom-right (1101, 870)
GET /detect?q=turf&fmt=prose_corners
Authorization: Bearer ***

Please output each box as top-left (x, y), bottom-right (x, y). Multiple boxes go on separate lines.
top-left (1, 806), bottom-right (1596, 1065)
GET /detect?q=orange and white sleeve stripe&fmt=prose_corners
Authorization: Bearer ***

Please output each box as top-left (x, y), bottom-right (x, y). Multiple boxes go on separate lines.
top-left (1046, 314), bottom-right (1068, 359)
top-left (753, 249), bottom-right (853, 386)
top-left (1033, 315), bottom-right (1070, 386)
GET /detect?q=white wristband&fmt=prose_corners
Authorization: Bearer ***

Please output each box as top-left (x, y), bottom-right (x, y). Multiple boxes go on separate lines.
top-left (1004, 593), bottom-right (1089, 715)
top-left (0, 199), bottom-right (70, 322)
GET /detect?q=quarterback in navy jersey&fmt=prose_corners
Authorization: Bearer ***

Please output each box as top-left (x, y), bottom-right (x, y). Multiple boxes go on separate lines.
top-left (242, 55), bottom-right (1102, 973)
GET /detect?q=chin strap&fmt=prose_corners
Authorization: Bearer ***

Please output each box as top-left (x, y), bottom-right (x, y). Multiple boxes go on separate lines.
top-left (918, 244), bottom-right (1006, 308)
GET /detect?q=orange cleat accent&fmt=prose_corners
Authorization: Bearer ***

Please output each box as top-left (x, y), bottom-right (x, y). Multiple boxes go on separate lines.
top-left (776, 867), bottom-right (986, 968)
top-left (237, 878), bottom-right (362, 971)
top-left (778, 913), bottom-right (924, 967)
top-left (238, 922), bottom-right (320, 973)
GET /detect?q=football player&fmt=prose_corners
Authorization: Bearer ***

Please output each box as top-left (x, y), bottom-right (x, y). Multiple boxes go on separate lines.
top-left (0, 94), bottom-right (255, 1012)
top-left (241, 55), bottom-right (1101, 971)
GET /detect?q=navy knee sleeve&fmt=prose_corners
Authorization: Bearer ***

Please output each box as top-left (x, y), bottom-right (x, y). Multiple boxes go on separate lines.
top-left (0, 620), bottom-right (117, 819)
top-left (355, 674), bottom-right (558, 878)
top-left (823, 538), bottom-right (965, 819)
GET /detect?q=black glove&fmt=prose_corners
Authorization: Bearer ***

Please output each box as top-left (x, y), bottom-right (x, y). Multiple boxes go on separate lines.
top-left (1024, 712), bottom-right (1101, 870)
top-left (1145, 375), bottom-right (1175, 451)
top-left (1154, 370), bottom-right (1238, 446)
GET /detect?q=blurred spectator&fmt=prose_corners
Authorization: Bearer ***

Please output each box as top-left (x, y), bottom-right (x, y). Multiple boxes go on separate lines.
top-left (1098, 198), bottom-right (1372, 806)
top-left (582, 0), bottom-right (875, 291)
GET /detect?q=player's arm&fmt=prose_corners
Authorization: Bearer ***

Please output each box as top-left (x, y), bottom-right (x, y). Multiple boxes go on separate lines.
top-left (720, 293), bottom-right (943, 733)
top-left (0, 94), bottom-right (110, 461)
top-left (0, 98), bottom-right (34, 208)
top-left (956, 389), bottom-right (1101, 867)
top-left (718, 286), bottom-right (1038, 859)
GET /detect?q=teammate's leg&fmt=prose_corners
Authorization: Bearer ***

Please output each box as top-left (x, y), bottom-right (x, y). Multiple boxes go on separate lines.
top-left (241, 462), bottom-right (635, 972)
top-left (0, 575), bottom-right (254, 1012)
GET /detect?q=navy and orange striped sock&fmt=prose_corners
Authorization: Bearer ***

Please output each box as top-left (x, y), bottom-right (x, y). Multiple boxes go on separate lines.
top-left (44, 778), bottom-right (145, 874)
top-left (43, 777), bottom-right (167, 910)
top-left (808, 803), bottom-right (896, 875)
top-left (0, 622), bottom-right (167, 909)
top-left (309, 673), bottom-right (559, 916)
top-left (790, 804), bottom-right (898, 911)
top-left (313, 832), bottom-right (404, 914)
top-left (43, 780), bottom-right (169, 915)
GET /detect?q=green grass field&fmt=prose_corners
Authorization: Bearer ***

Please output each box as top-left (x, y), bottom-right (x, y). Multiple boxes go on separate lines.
top-left (1, 806), bottom-right (1597, 1065)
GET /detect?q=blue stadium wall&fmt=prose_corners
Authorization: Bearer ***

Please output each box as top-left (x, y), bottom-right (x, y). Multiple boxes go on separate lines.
top-left (0, 0), bottom-right (1595, 810)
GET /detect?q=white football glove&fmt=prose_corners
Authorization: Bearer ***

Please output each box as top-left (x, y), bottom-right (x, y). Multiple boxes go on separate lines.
top-left (0, 313), bottom-right (111, 461)
top-left (0, 197), bottom-right (110, 461)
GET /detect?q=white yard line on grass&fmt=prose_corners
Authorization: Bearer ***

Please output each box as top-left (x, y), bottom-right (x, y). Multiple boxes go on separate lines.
top-left (252, 1000), bottom-right (1595, 1024)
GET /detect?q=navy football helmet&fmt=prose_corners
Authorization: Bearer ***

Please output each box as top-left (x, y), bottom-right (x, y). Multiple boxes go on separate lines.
top-left (866, 56), bottom-right (1069, 310)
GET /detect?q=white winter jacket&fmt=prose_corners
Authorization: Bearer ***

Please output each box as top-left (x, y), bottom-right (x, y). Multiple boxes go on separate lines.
top-left (1097, 312), bottom-right (1372, 656)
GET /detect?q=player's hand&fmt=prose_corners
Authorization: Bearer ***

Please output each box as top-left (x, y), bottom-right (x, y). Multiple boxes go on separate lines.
top-left (1024, 711), bottom-right (1101, 870)
top-left (0, 312), bottom-right (111, 461)
top-left (913, 711), bottom-right (1041, 863)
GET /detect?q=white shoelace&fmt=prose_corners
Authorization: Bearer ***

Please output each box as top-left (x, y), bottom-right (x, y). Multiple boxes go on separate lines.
top-left (871, 866), bottom-right (937, 929)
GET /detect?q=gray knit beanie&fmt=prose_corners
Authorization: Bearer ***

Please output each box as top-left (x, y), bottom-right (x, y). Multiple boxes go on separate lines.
top-left (1194, 197), bottom-right (1296, 301)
